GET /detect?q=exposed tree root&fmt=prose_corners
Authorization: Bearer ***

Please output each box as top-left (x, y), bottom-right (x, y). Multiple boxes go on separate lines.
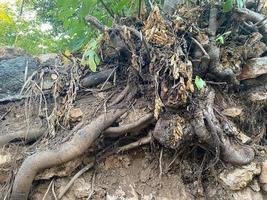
top-left (110, 84), bottom-right (130, 106)
top-left (207, 6), bottom-right (236, 83)
top-left (104, 113), bottom-right (154, 137)
top-left (58, 133), bottom-right (152, 199)
top-left (10, 108), bottom-right (127, 200)
top-left (116, 134), bottom-right (151, 153)
top-left (236, 8), bottom-right (267, 42)
top-left (0, 126), bottom-right (47, 147)
top-left (192, 87), bottom-right (255, 165)
top-left (80, 68), bottom-right (115, 88)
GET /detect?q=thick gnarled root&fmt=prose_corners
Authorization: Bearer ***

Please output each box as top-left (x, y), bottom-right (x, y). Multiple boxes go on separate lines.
top-left (192, 87), bottom-right (255, 165)
top-left (10, 109), bottom-right (126, 200)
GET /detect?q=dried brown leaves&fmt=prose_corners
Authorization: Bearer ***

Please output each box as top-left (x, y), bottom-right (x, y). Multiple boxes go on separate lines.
top-left (143, 6), bottom-right (175, 46)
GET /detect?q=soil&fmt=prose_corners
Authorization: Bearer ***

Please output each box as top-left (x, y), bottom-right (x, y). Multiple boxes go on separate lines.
top-left (0, 87), bottom-right (265, 200)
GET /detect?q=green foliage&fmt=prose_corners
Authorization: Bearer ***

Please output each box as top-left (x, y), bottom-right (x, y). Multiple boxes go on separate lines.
top-left (195, 76), bottom-right (206, 90)
top-left (0, 2), bottom-right (67, 54)
top-left (81, 36), bottom-right (102, 72)
top-left (215, 31), bottom-right (231, 45)
top-left (32, 0), bottom-right (138, 52)
top-left (0, 0), bottom-right (139, 55)
top-left (223, 0), bottom-right (234, 13)
top-left (236, 0), bottom-right (244, 9)
top-left (223, 0), bottom-right (244, 13)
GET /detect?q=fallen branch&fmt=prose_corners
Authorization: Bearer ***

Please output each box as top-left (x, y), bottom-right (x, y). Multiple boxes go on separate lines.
top-left (104, 113), bottom-right (154, 137)
top-left (10, 108), bottom-right (127, 200)
top-left (85, 16), bottom-right (106, 32)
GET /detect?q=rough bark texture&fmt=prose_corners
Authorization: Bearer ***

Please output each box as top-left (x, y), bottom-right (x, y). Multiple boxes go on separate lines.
top-left (10, 109), bottom-right (126, 200)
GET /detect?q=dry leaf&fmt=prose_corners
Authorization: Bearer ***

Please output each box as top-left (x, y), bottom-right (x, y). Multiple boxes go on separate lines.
top-left (222, 107), bottom-right (242, 117)
top-left (154, 96), bottom-right (164, 119)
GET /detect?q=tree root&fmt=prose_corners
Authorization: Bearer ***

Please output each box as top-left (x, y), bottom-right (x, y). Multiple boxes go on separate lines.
top-left (80, 68), bottom-right (115, 88)
top-left (192, 87), bottom-right (255, 165)
top-left (206, 6), bottom-right (236, 83)
top-left (0, 126), bottom-right (47, 147)
top-left (58, 133), bottom-right (152, 199)
top-left (10, 108), bottom-right (127, 200)
top-left (104, 113), bottom-right (154, 137)
top-left (110, 84), bottom-right (130, 106)
top-left (236, 8), bottom-right (267, 43)
top-left (116, 134), bottom-right (151, 153)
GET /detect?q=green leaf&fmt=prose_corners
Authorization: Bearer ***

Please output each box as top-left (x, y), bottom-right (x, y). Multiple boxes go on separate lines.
top-left (114, 0), bottom-right (129, 12)
top-left (88, 50), bottom-right (98, 72)
top-left (195, 76), bottom-right (206, 90)
top-left (236, 0), bottom-right (244, 9)
top-left (223, 0), bottom-right (233, 13)
top-left (216, 31), bottom-right (231, 45)
top-left (215, 35), bottom-right (224, 44)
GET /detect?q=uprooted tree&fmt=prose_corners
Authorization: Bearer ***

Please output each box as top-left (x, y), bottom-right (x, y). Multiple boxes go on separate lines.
top-left (1, 0), bottom-right (266, 199)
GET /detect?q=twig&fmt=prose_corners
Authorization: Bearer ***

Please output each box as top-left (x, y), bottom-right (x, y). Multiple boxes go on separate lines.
top-left (104, 113), bottom-right (154, 137)
top-left (0, 105), bottom-right (14, 120)
top-left (117, 135), bottom-right (151, 153)
top-left (19, 0), bottom-right (25, 16)
top-left (206, 81), bottom-right (227, 85)
top-left (42, 179), bottom-right (54, 200)
top-left (159, 148), bottom-right (163, 179)
top-left (190, 37), bottom-right (209, 58)
top-left (86, 170), bottom-right (96, 200)
top-left (51, 181), bottom-right (58, 200)
top-left (24, 61), bottom-right (28, 83)
top-left (100, 67), bottom-right (117, 90)
top-left (255, 16), bottom-right (267, 26)
top-left (58, 162), bottom-right (94, 200)
top-left (85, 15), bottom-right (107, 32)
top-left (138, 0), bottom-right (142, 19)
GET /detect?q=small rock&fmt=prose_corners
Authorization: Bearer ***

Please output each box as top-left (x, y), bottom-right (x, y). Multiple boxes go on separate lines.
top-left (0, 150), bottom-right (12, 183)
top-left (73, 178), bottom-right (91, 199)
top-left (259, 160), bottom-right (267, 192)
top-left (236, 131), bottom-right (252, 144)
top-left (0, 150), bottom-right (12, 166)
top-left (219, 162), bottom-right (261, 190)
top-left (69, 108), bottom-right (83, 122)
top-left (250, 179), bottom-right (261, 192)
top-left (238, 57), bottom-right (267, 80)
top-left (153, 115), bottom-right (185, 149)
top-left (106, 187), bottom-right (126, 200)
top-left (222, 107), bottom-right (242, 118)
top-left (232, 187), bottom-right (263, 200)
top-left (249, 91), bottom-right (267, 104)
